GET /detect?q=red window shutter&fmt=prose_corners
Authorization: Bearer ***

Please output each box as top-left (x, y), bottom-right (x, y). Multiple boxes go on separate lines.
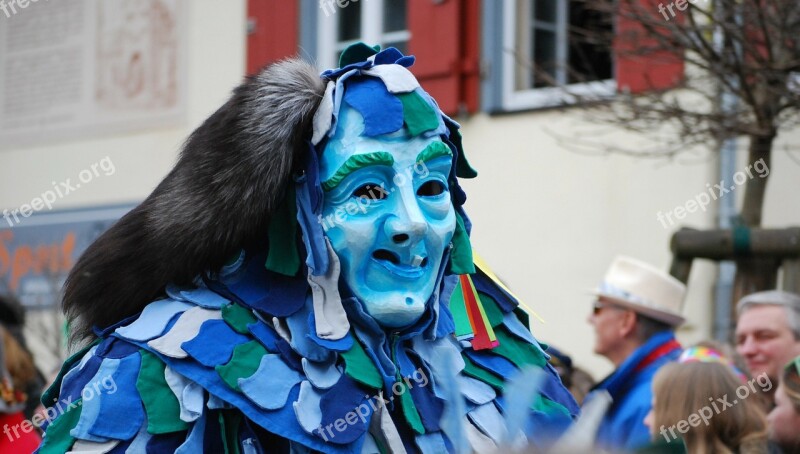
top-left (247, 0), bottom-right (299, 75)
top-left (408, 0), bottom-right (480, 115)
top-left (614, 0), bottom-right (684, 93)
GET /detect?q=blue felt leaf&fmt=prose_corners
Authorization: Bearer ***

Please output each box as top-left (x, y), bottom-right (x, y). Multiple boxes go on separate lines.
top-left (319, 376), bottom-right (370, 444)
top-left (343, 78), bottom-right (404, 137)
top-left (307, 312), bottom-right (353, 352)
top-left (302, 357), bottom-right (341, 390)
top-left (179, 287), bottom-right (229, 309)
top-left (247, 321), bottom-right (279, 352)
top-left (175, 412), bottom-right (206, 454)
top-left (115, 299), bottom-right (193, 342)
top-left (293, 380), bottom-right (323, 435)
top-left (296, 177), bottom-right (330, 276)
top-left (182, 319), bottom-right (250, 368)
top-left (239, 354), bottom-right (304, 410)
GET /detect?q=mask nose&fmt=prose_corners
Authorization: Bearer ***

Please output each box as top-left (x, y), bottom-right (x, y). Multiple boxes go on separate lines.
top-left (385, 186), bottom-right (427, 246)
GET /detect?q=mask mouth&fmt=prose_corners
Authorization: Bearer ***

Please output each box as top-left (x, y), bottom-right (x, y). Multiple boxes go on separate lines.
top-left (372, 249), bottom-right (428, 269)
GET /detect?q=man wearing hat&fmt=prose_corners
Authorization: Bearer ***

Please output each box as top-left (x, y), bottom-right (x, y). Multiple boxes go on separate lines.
top-left (586, 256), bottom-right (686, 451)
top-left (735, 290), bottom-right (800, 406)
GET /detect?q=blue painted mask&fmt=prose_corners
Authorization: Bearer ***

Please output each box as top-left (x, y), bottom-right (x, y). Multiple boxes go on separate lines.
top-left (320, 105), bottom-right (456, 328)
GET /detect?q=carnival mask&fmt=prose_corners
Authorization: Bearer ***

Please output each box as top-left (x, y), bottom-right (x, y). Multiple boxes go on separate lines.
top-left (320, 104), bottom-right (456, 328)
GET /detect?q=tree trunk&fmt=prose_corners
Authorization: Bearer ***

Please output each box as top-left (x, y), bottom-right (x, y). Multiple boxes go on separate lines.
top-left (740, 133), bottom-right (775, 227)
top-left (733, 133), bottom-right (777, 303)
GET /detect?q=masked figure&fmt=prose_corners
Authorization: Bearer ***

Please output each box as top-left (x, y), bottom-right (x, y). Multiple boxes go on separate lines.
top-left (38, 44), bottom-right (578, 454)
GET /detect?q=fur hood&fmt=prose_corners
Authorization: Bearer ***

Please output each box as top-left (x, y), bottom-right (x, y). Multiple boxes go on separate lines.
top-left (63, 59), bottom-right (325, 341)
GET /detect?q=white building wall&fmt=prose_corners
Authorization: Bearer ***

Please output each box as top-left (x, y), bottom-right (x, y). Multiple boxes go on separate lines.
top-left (0, 0), bottom-right (247, 213)
top-left (0, 0), bottom-right (247, 374)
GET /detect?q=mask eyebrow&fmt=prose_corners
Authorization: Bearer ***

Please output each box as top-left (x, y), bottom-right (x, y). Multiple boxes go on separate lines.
top-left (321, 151), bottom-right (394, 192)
top-left (415, 141), bottom-right (452, 164)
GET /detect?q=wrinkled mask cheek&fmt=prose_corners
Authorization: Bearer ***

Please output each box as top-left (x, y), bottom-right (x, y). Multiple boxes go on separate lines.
top-left (319, 208), bottom-right (374, 294)
top-left (427, 210), bottom-right (456, 270)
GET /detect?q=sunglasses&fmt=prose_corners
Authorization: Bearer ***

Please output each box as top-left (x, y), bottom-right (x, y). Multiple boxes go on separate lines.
top-left (592, 300), bottom-right (624, 315)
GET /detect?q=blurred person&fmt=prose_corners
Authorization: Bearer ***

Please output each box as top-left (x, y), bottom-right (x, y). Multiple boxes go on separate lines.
top-left (0, 324), bottom-right (41, 452)
top-left (547, 345), bottom-right (596, 405)
top-left (735, 290), bottom-right (800, 406)
top-left (640, 355), bottom-right (770, 454)
top-left (767, 357), bottom-right (800, 451)
top-left (0, 294), bottom-right (45, 421)
top-left (694, 339), bottom-right (749, 379)
top-left (585, 256), bottom-right (687, 451)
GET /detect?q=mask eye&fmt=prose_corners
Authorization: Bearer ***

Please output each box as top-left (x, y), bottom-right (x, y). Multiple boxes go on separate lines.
top-left (352, 184), bottom-right (386, 200)
top-left (417, 181), bottom-right (445, 197)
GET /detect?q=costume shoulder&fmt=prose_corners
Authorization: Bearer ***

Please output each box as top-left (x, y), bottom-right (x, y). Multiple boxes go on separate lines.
top-left (38, 282), bottom-right (369, 453)
top-left (38, 253), bottom-right (577, 454)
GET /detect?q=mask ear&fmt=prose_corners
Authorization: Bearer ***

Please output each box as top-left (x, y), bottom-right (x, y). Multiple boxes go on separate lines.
top-left (63, 59), bottom-right (325, 342)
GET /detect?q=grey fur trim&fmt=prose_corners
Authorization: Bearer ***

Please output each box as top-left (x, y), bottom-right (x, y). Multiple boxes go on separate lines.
top-left (63, 58), bottom-right (325, 341)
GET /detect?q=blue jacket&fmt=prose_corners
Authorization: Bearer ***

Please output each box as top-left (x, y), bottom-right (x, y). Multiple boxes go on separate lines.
top-left (589, 331), bottom-right (682, 452)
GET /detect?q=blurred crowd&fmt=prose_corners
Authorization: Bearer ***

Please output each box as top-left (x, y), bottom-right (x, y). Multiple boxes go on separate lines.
top-left (4, 256), bottom-right (800, 453)
top-left (546, 257), bottom-right (800, 453)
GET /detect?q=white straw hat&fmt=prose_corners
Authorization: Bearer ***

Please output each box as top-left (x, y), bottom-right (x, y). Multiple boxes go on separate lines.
top-left (591, 256), bottom-right (687, 326)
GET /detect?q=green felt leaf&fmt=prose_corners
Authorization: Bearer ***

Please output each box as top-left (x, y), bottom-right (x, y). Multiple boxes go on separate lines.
top-left (514, 307), bottom-right (531, 330)
top-left (476, 291), bottom-right (505, 328)
top-left (220, 410), bottom-right (243, 454)
top-left (339, 42), bottom-right (381, 67)
top-left (37, 398), bottom-right (83, 454)
top-left (399, 383), bottom-right (425, 434)
top-left (448, 128), bottom-right (478, 179)
top-left (215, 341), bottom-right (269, 392)
top-left (449, 279), bottom-right (473, 338)
top-left (492, 327), bottom-right (547, 369)
top-left (137, 350), bottom-right (189, 434)
top-left (531, 394), bottom-right (572, 419)
top-left (340, 338), bottom-right (383, 389)
top-left (398, 91), bottom-right (440, 136)
top-left (448, 212), bottom-right (475, 275)
top-left (222, 303), bottom-right (258, 334)
top-left (265, 185), bottom-right (300, 276)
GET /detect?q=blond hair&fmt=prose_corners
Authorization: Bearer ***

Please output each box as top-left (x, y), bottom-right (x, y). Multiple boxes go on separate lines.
top-left (652, 362), bottom-right (768, 454)
top-left (2, 327), bottom-right (36, 392)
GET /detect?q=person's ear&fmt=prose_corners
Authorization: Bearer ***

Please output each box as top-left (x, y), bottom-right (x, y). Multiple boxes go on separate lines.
top-left (618, 310), bottom-right (638, 338)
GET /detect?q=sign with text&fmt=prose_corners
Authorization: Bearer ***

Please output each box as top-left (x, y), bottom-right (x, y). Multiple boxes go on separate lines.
top-left (0, 205), bottom-right (134, 309)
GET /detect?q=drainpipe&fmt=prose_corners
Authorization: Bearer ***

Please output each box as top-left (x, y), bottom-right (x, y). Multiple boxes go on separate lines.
top-left (712, 0), bottom-right (738, 342)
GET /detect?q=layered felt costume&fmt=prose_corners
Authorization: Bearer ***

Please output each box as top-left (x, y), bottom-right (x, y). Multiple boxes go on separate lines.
top-left (38, 45), bottom-right (578, 454)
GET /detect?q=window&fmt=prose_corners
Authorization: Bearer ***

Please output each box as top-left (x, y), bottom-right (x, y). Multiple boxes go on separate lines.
top-left (316, 0), bottom-right (410, 71)
top-left (496, 0), bottom-right (614, 111)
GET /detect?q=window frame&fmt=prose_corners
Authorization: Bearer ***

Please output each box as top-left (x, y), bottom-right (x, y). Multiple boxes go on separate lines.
top-left (316, 0), bottom-right (411, 71)
top-left (496, 0), bottom-right (616, 112)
